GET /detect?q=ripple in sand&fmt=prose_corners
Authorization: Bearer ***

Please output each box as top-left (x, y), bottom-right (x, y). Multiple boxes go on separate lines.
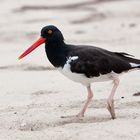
top-left (32, 90), bottom-right (58, 96)
top-left (71, 12), bottom-right (106, 24)
top-left (14, 0), bottom-right (118, 12)
top-left (0, 64), bottom-right (55, 71)
top-left (18, 115), bottom-right (110, 131)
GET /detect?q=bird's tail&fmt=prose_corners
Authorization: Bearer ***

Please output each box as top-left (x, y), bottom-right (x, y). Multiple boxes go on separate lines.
top-left (115, 52), bottom-right (140, 69)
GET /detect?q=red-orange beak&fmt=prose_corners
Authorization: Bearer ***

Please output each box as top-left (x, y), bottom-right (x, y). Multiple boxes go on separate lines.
top-left (18, 36), bottom-right (46, 60)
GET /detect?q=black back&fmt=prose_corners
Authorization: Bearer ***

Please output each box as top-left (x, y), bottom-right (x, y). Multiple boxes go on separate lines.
top-left (67, 45), bottom-right (133, 77)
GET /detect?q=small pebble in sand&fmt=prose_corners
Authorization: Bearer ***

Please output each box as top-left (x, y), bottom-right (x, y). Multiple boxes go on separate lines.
top-left (121, 23), bottom-right (125, 28)
top-left (21, 122), bottom-right (27, 127)
top-left (133, 92), bottom-right (140, 96)
top-left (129, 23), bottom-right (136, 28)
top-left (20, 122), bottom-right (31, 131)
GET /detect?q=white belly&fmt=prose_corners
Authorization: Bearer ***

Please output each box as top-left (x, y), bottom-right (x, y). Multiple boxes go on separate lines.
top-left (58, 64), bottom-right (119, 86)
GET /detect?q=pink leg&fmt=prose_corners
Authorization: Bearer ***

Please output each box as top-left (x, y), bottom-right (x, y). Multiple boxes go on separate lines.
top-left (107, 78), bottom-right (120, 119)
top-left (77, 85), bottom-right (93, 117)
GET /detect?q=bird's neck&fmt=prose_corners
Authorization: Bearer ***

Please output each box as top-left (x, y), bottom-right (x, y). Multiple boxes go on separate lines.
top-left (45, 42), bottom-right (68, 68)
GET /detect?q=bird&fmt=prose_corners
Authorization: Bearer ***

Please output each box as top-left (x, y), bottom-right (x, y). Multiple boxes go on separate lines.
top-left (18, 25), bottom-right (140, 119)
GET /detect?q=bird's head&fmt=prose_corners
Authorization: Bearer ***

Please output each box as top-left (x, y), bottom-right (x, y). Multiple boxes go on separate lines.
top-left (18, 25), bottom-right (64, 60)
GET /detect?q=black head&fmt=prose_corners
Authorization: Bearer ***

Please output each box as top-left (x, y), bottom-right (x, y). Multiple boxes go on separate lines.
top-left (41, 25), bottom-right (64, 44)
top-left (18, 25), bottom-right (65, 60)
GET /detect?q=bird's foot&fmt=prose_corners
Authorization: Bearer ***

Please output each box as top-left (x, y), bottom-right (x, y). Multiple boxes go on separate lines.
top-left (76, 112), bottom-right (84, 118)
top-left (107, 99), bottom-right (116, 119)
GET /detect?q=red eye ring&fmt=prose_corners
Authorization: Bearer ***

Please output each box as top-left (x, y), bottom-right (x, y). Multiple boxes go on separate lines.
top-left (48, 30), bottom-right (53, 34)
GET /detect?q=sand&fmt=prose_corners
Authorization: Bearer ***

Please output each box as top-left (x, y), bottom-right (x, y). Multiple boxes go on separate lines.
top-left (0, 0), bottom-right (140, 139)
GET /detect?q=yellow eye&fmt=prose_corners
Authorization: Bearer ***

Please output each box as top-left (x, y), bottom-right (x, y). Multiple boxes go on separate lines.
top-left (48, 29), bottom-right (53, 34)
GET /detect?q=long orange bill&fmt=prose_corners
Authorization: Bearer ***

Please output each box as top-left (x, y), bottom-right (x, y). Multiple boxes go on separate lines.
top-left (18, 37), bottom-right (46, 60)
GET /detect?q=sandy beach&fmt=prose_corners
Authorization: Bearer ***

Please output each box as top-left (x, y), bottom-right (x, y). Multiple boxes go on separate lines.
top-left (0, 0), bottom-right (140, 139)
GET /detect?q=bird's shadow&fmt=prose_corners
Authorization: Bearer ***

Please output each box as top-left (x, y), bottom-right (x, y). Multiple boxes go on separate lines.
top-left (59, 115), bottom-right (111, 125)
top-left (18, 115), bottom-right (111, 131)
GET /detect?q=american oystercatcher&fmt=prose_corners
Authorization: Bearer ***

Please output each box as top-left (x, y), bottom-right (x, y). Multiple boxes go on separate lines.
top-left (18, 25), bottom-right (140, 119)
